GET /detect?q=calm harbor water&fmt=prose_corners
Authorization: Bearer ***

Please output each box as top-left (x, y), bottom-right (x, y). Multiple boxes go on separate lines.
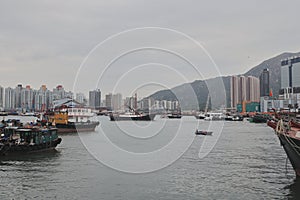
top-left (1, 116), bottom-right (300, 199)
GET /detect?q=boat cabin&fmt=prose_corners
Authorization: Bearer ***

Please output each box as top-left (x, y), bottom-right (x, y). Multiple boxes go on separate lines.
top-left (2, 127), bottom-right (59, 145)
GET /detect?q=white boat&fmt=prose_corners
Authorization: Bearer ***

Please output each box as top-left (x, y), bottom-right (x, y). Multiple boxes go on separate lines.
top-left (204, 112), bottom-right (224, 121)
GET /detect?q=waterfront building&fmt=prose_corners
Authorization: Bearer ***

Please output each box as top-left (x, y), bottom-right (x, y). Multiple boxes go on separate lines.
top-left (280, 56), bottom-right (300, 98)
top-left (260, 57), bottom-right (300, 112)
top-left (238, 76), bottom-right (247, 103)
top-left (230, 76), bottom-right (239, 109)
top-left (260, 68), bottom-right (270, 97)
top-left (231, 75), bottom-right (260, 109)
top-left (89, 89), bottom-right (101, 108)
top-left (247, 76), bottom-right (260, 102)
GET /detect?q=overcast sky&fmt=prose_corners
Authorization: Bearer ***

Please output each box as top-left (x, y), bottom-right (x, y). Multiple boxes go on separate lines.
top-left (1, 0), bottom-right (300, 97)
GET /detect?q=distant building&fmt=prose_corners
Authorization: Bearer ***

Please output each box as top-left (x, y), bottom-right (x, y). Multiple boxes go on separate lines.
top-left (53, 85), bottom-right (65, 100)
top-left (280, 56), bottom-right (300, 97)
top-left (247, 76), bottom-right (260, 102)
top-left (105, 93), bottom-right (113, 110)
top-left (112, 93), bottom-right (122, 111)
top-left (231, 75), bottom-right (260, 109)
top-left (0, 85), bottom-right (3, 109)
top-left (21, 85), bottom-right (34, 111)
top-left (14, 84), bottom-right (23, 109)
top-left (230, 76), bottom-right (239, 109)
top-left (89, 89), bottom-right (101, 108)
top-left (5, 87), bottom-right (15, 110)
top-left (34, 85), bottom-right (53, 111)
top-left (260, 57), bottom-right (300, 112)
top-left (259, 68), bottom-right (270, 97)
top-left (76, 93), bottom-right (87, 105)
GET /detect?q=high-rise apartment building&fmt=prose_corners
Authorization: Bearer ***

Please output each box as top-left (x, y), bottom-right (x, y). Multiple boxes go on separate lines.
top-left (5, 87), bottom-right (15, 110)
top-left (281, 57), bottom-right (300, 90)
top-left (259, 68), bottom-right (270, 97)
top-left (230, 76), bottom-right (239, 109)
top-left (231, 75), bottom-right (260, 109)
top-left (21, 85), bottom-right (34, 111)
top-left (14, 84), bottom-right (23, 109)
top-left (89, 89), bottom-right (101, 108)
top-left (0, 85), bottom-right (3, 109)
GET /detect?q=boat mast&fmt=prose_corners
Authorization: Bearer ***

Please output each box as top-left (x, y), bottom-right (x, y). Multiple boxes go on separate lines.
top-left (205, 94), bottom-right (210, 114)
top-left (134, 93), bottom-right (137, 111)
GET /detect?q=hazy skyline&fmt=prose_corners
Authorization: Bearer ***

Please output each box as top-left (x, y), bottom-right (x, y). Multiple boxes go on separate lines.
top-left (1, 0), bottom-right (300, 97)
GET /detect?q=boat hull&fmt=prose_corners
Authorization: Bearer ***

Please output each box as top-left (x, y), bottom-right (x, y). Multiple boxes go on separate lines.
top-left (110, 114), bottom-right (156, 121)
top-left (55, 122), bottom-right (100, 133)
top-left (277, 133), bottom-right (300, 178)
top-left (195, 116), bottom-right (205, 119)
top-left (0, 138), bottom-right (62, 156)
top-left (167, 115), bottom-right (182, 119)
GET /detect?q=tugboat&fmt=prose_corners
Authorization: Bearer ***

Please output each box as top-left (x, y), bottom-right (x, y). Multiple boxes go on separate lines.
top-left (0, 126), bottom-right (62, 156)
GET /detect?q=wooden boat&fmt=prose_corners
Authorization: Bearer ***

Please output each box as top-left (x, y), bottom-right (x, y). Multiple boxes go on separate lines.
top-left (290, 120), bottom-right (300, 128)
top-left (272, 120), bottom-right (300, 178)
top-left (195, 129), bottom-right (213, 135)
top-left (0, 127), bottom-right (62, 156)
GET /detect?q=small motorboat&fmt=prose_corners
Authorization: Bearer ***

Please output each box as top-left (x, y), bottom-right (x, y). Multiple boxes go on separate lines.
top-left (195, 129), bottom-right (213, 136)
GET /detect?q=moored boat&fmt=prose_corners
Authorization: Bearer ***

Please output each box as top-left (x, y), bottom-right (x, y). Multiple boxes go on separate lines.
top-left (195, 113), bottom-right (206, 119)
top-left (195, 129), bottom-right (213, 135)
top-left (167, 113), bottom-right (182, 119)
top-left (248, 114), bottom-right (269, 123)
top-left (270, 119), bottom-right (300, 178)
top-left (0, 127), bottom-right (62, 156)
top-left (48, 111), bottom-right (100, 133)
top-left (109, 112), bottom-right (156, 121)
top-left (204, 112), bottom-right (224, 121)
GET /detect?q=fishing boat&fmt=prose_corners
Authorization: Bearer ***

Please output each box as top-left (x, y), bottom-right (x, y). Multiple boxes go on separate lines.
top-left (195, 129), bottom-right (213, 135)
top-left (0, 127), bottom-right (62, 156)
top-left (268, 119), bottom-right (300, 178)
